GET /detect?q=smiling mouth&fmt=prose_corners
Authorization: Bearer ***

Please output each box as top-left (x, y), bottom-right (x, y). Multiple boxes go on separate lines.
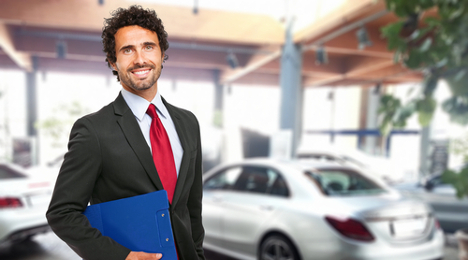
top-left (131, 69), bottom-right (151, 78)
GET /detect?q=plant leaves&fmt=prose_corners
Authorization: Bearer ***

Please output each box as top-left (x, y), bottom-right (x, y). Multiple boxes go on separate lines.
top-left (441, 166), bottom-right (468, 199)
top-left (419, 38), bottom-right (433, 52)
top-left (416, 97), bottom-right (437, 126)
top-left (442, 96), bottom-right (468, 125)
top-left (423, 74), bottom-right (439, 96)
top-left (378, 94), bottom-right (402, 136)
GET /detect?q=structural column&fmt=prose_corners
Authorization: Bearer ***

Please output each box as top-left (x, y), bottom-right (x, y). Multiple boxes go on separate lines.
top-left (279, 23), bottom-right (303, 158)
top-left (419, 126), bottom-right (431, 179)
top-left (25, 56), bottom-right (38, 165)
top-left (364, 85), bottom-right (380, 154)
top-left (213, 69), bottom-right (223, 128)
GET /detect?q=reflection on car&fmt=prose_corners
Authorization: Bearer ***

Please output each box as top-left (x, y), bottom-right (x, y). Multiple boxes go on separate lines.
top-left (202, 158), bottom-right (444, 260)
top-left (0, 163), bottom-right (52, 248)
top-left (296, 147), bottom-right (410, 184)
top-left (393, 173), bottom-right (468, 233)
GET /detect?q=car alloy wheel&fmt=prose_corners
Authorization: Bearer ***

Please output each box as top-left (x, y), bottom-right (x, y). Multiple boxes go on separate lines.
top-left (259, 235), bottom-right (299, 260)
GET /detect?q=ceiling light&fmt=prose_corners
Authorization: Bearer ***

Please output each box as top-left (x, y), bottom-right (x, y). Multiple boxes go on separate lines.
top-left (226, 51), bottom-right (239, 69)
top-left (374, 83), bottom-right (381, 94)
top-left (315, 45), bottom-right (328, 65)
top-left (56, 40), bottom-right (67, 59)
top-left (356, 26), bottom-right (372, 50)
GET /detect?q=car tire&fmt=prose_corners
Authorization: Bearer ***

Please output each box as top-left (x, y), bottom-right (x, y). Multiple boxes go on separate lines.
top-left (259, 234), bottom-right (300, 260)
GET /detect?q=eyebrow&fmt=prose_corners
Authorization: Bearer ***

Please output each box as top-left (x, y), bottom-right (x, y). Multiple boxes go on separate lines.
top-left (118, 42), bottom-right (158, 52)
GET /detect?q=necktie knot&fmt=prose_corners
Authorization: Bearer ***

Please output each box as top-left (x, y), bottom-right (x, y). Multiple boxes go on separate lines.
top-left (146, 104), bottom-right (158, 119)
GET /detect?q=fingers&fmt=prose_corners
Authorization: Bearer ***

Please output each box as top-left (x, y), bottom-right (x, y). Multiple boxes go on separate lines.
top-left (125, 251), bottom-right (163, 260)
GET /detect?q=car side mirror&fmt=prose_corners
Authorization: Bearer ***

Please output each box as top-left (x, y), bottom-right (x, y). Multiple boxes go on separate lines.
top-left (423, 180), bottom-right (434, 191)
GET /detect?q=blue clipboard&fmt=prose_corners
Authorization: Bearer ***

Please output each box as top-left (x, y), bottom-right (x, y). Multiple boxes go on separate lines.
top-left (83, 190), bottom-right (177, 259)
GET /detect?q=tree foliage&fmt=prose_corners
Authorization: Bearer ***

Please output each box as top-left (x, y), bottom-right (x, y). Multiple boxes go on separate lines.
top-left (379, 0), bottom-right (468, 135)
top-left (381, 0), bottom-right (468, 197)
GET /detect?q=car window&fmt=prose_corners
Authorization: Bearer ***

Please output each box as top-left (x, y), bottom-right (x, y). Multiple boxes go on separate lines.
top-left (429, 176), bottom-right (447, 186)
top-left (305, 168), bottom-right (385, 196)
top-left (231, 166), bottom-right (290, 197)
top-left (204, 166), bottom-right (242, 191)
top-left (268, 171), bottom-right (289, 197)
top-left (205, 165), bottom-right (290, 197)
top-left (232, 166), bottom-right (269, 193)
top-left (297, 154), bottom-right (336, 162)
top-left (0, 165), bottom-right (27, 179)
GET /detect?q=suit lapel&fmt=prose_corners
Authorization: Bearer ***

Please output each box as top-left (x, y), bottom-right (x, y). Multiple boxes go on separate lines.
top-left (113, 93), bottom-right (164, 191)
top-left (163, 98), bottom-right (191, 207)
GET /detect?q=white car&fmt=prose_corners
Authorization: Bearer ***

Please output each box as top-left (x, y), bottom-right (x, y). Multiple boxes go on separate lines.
top-left (202, 158), bottom-right (444, 260)
top-left (0, 163), bottom-right (53, 248)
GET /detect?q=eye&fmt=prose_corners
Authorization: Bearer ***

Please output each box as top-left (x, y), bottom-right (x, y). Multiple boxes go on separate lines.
top-left (145, 45), bottom-right (154, 50)
top-left (123, 49), bottom-right (132, 54)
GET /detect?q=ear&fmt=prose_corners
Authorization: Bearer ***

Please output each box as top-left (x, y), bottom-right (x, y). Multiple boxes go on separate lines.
top-left (110, 62), bottom-right (117, 71)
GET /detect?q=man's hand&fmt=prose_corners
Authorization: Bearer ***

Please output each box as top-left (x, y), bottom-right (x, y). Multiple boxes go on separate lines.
top-left (125, 251), bottom-right (162, 260)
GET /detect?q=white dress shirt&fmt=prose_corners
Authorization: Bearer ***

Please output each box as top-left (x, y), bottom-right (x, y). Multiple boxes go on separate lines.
top-left (121, 88), bottom-right (183, 177)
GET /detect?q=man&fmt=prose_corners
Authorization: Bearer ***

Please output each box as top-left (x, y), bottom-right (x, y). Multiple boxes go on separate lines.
top-left (46, 5), bottom-right (205, 260)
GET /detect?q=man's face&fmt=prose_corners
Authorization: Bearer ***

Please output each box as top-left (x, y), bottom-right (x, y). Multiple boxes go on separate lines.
top-left (111, 25), bottom-right (164, 94)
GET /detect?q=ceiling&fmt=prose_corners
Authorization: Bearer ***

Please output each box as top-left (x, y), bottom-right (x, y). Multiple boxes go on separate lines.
top-left (0, 0), bottom-right (424, 87)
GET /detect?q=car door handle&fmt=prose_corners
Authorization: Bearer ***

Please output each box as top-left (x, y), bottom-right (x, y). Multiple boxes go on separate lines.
top-left (260, 205), bottom-right (274, 211)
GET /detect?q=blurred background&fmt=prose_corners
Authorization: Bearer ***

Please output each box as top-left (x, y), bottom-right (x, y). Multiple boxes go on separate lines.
top-left (0, 0), bottom-right (467, 259)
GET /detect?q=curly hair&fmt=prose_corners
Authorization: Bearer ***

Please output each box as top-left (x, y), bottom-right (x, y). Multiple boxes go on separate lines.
top-left (102, 5), bottom-right (169, 81)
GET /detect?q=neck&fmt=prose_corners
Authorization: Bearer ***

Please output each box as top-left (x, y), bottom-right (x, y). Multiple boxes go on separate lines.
top-left (122, 84), bottom-right (157, 102)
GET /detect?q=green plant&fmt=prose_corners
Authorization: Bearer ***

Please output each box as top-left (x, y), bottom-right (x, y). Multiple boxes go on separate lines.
top-left (441, 134), bottom-right (468, 198)
top-left (442, 165), bottom-right (468, 198)
top-left (380, 0), bottom-right (468, 198)
top-left (379, 0), bottom-right (468, 135)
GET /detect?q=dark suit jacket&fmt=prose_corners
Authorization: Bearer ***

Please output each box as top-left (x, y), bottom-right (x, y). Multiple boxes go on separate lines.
top-left (46, 93), bottom-right (205, 260)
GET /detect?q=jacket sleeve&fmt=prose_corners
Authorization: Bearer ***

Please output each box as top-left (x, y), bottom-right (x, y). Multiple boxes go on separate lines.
top-left (46, 117), bottom-right (131, 260)
top-left (187, 116), bottom-right (206, 260)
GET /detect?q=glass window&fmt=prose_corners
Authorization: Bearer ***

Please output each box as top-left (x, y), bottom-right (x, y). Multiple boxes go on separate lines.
top-left (205, 165), bottom-right (290, 197)
top-left (232, 166), bottom-right (269, 193)
top-left (298, 154), bottom-right (334, 161)
top-left (0, 165), bottom-right (27, 179)
top-left (268, 173), bottom-right (289, 197)
top-left (305, 168), bottom-right (385, 196)
top-left (204, 166), bottom-right (242, 191)
top-left (428, 175), bottom-right (449, 187)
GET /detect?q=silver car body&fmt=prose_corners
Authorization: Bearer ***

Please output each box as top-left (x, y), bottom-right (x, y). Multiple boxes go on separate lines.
top-left (202, 158), bottom-right (444, 260)
top-left (0, 163), bottom-right (53, 248)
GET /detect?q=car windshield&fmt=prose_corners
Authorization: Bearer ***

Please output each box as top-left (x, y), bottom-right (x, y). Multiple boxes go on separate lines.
top-left (0, 165), bottom-right (27, 179)
top-left (305, 168), bottom-right (386, 196)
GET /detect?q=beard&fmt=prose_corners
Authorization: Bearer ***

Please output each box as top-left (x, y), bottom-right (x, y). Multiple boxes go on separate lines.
top-left (118, 64), bottom-right (161, 91)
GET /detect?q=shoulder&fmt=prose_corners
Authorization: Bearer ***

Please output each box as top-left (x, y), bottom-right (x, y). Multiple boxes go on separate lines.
top-left (163, 99), bottom-right (199, 126)
top-left (80, 102), bottom-right (114, 123)
top-left (71, 100), bottom-right (116, 133)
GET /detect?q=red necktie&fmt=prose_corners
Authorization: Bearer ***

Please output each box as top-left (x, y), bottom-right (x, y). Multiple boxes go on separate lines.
top-left (146, 104), bottom-right (177, 204)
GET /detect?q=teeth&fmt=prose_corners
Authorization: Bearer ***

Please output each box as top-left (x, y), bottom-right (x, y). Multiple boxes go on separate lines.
top-left (134, 70), bottom-right (149, 75)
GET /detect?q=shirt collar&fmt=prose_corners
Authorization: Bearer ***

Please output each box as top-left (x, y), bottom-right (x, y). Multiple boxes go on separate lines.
top-left (121, 88), bottom-right (169, 121)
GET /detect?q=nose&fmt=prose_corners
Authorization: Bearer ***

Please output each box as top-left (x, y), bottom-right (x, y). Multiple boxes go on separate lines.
top-left (133, 50), bottom-right (147, 66)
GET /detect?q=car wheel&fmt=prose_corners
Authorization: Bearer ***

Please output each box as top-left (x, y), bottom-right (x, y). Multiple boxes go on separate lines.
top-left (259, 234), bottom-right (300, 260)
